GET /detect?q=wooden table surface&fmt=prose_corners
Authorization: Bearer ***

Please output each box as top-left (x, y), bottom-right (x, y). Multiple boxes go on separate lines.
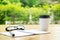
top-left (0, 24), bottom-right (60, 40)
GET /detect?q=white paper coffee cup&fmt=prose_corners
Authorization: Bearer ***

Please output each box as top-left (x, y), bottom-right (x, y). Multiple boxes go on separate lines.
top-left (39, 15), bottom-right (50, 31)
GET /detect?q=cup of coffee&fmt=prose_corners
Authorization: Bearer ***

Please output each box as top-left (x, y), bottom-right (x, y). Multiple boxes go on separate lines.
top-left (39, 15), bottom-right (50, 31)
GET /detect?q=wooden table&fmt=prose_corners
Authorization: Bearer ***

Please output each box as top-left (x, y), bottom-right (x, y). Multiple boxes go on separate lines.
top-left (0, 24), bottom-right (60, 40)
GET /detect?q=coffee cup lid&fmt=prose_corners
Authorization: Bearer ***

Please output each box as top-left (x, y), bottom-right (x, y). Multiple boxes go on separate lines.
top-left (39, 15), bottom-right (50, 18)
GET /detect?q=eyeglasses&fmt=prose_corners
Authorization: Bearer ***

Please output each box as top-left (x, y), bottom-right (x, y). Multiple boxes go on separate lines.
top-left (5, 25), bottom-right (25, 31)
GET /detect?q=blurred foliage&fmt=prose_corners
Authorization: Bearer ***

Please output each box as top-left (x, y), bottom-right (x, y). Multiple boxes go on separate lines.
top-left (8, 0), bottom-right (20, 3)
top-left (0, 0), bottom-right (60, 24)
top-left (20, 0), bottom-right (48, 7)
top-left (0, 0), bottom-right (8, 5)
top-left (0, 4), bottom-right (50, 24)
top-left (20, 0), bottom-right (39, 7)
top-left (52, 4), bottom-right (60, 23)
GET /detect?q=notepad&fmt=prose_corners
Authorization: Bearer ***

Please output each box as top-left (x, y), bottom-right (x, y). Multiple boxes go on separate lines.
top-left (17, 30), bottom-right (49, 34)
top-left (0, 31), bottom-right (33, 37)
top-left (0, 30), bottom-right (49, 37)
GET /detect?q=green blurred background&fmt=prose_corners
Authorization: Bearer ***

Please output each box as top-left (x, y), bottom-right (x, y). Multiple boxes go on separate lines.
top-left (0, 0), bottom-right (60, 24)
